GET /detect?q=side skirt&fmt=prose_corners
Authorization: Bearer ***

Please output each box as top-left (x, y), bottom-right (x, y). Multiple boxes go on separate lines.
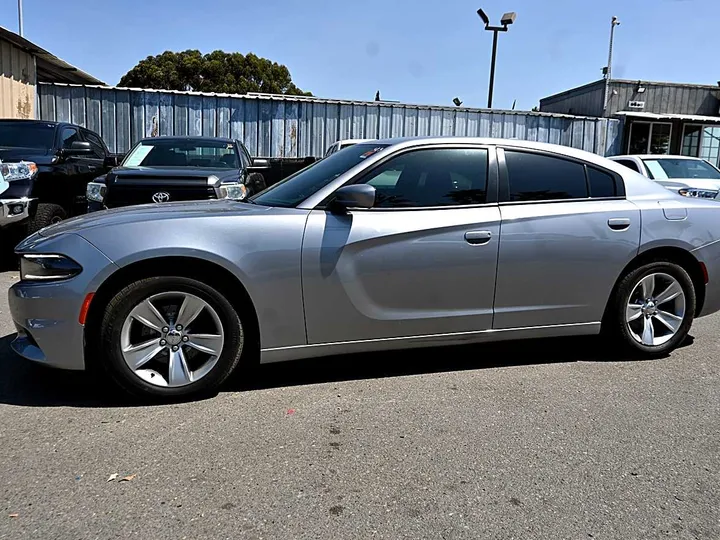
top-left (259, 322), bottom-right (601, 364)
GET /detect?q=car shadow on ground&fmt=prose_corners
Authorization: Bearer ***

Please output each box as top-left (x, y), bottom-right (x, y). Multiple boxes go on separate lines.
top-left (1, 331), bottom-right (691, 408)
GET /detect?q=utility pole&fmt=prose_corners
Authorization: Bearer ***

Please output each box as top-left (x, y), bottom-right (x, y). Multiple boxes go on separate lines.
top-left (603, 16), bottom-right (620, 114)
top-left (18, 0), bottom-right (24, 37)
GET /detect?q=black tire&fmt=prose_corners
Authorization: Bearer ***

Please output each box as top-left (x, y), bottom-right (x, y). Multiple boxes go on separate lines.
top-left (27, 203), bottom-right (67, 234)
top-left (100, 276), bottom-right (246, 399)
top-left (606, 261), bottom-right (695, 357)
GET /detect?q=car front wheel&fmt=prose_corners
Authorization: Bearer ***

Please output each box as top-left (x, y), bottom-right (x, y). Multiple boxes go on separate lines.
top-left (609, 261), bottom-right (696, 356)
top-left (100, 276), bottom-right (245, 399)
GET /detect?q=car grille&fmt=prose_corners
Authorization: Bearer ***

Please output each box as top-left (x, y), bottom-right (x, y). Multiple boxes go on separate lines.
top-left (105, 184), bottom-right (216, 208)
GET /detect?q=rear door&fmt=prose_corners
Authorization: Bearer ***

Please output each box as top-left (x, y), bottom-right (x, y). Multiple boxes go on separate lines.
top-left (493, 148), bottom-right (641, 329)
top-left (302, 144), bottom-right (501, 344)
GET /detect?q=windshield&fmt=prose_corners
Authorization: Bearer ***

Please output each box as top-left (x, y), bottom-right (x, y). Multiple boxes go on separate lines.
top-left (122, 139), bottom-right (240, 168)
top-left (0, 122), bottom-right (56, 149)
top-left (643, 158), bottom-right (720, 180)
top-left (251, 143), bottom-right (390, 207)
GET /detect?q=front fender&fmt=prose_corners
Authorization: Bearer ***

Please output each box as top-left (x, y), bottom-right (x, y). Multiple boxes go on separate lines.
top-left (78, 210), bottom-right (311, 349)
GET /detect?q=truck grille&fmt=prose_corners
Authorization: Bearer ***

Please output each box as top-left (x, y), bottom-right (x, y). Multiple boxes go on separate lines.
top-left (105, 182), bottom-right (216, 208)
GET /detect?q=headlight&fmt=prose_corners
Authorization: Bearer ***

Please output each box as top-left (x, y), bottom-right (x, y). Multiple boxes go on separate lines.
top-left (678, 188), bottom-right (719, 199)
top-left (20, 254), bottom-right (82, 281)
top-left (86, 182), bottom-right (107, 203)
top-left (218, 182), bottom-right (248, 200)
top-left (1, 161), bottom-right (37, 181)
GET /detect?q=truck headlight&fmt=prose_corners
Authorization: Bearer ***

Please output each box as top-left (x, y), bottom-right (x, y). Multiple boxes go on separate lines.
top-left (218, 182), bottom-right (248, 200)
top-left (1, 161), bottom-right (37, 181)
top-left (20, 254), bottom-right (82, 281)
top-left (678, 188), bottom-right (719, 199)
top-left (86, 182), bottom-right (107, 203)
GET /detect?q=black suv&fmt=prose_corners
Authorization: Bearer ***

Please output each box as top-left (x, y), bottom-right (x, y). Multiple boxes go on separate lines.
top-left (87, 136), bottom-right (268, 211)
top-left (0, 119), bottom-right (116, 234)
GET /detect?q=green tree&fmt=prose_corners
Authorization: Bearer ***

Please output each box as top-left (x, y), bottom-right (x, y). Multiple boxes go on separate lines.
top-left (118, 50), bottom-right (311, 96)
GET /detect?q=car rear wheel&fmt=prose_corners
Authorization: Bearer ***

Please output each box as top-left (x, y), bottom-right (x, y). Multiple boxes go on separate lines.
top-left (609, 261), bottom-right (695, 356)
top-left (100, 276), bottom-right (245, 399)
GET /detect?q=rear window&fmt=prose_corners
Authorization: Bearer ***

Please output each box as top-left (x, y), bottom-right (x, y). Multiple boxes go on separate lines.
top-left (506, 151), bottom-right (588, 201)
top-left (0, 122), bottom-right (56, 149)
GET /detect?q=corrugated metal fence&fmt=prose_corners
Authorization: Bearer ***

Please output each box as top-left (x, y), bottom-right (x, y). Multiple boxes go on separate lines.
top-left (37, 83), bottom-right (623, 157)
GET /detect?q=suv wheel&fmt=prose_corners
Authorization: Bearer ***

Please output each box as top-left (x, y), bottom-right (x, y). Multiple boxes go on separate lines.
top-left (27, 203), bottom-right (67, 234)
top-left (100, 276), bottom-right (245, 398)
top-left (608, 261), bottom-right (695, 356)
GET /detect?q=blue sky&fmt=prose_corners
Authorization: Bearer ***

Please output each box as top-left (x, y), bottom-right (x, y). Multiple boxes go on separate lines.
top-left (0, 0), bottom-right (715, 110)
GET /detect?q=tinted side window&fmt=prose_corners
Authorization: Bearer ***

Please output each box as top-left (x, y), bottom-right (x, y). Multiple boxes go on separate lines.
top-left (361, 148), bottom-right (488, 208)
top-left (615, 159), bottom-right (640, 173)
top-left (83, 130), bottom-right (106, 158)
top-left (505, 151), bottom-right (587, 202)
top-left (587, 167), bottom-right (617, 198)
top-left (60, 127), bottom-right (80, 149)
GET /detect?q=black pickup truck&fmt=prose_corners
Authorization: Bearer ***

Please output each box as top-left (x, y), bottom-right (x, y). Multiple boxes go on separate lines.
top-left (0, 119), bottom-right (117, 236)
top-left (87, 136), bottom-right (314, 211)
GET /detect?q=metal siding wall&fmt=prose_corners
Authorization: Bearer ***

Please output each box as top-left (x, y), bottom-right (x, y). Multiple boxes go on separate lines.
top-left (0, 39), bottom-right (36, 119)
top-left (36, 83), bottom-right (622, 157)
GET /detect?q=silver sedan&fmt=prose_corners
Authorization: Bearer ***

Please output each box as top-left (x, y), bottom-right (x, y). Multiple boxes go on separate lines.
top-left (9, 137), bottom-right (720, 398)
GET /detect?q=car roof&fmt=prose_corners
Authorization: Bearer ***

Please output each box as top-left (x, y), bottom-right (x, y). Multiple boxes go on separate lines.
top-left (0, 119), bottom-right (61, 127)
top-left (610, 154), bottom-right (702, 161)
top-left (339, 138), bottom-right (374, 145)
top-left (138, 136), bottom-right (235, 144)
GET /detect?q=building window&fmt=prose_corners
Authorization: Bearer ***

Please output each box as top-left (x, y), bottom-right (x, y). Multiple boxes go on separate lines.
top-left (700, 127), bottom-right (720, 167)
top-left (628, 122), bottom-right (671, 154)
top-left (682, 125), bottom-right (720, 167)
top-left (681, 125), bottom-right (702, 157)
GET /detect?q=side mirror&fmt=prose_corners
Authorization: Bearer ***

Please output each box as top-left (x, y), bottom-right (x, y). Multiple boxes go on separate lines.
top-left (333, 184), bottom-right (376, 210)
top-left (103, 155), bottom-right (120, 167)
top-left (61, 141), bottom-right (93, 156)
top-left (252, 158), bottom-right (270, 168)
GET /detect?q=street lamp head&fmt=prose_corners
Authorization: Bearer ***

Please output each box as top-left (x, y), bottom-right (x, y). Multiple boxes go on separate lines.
top-left (477, 8), bottom-right (490, 27)
top-left (500, 12), bottom-right (516, 26)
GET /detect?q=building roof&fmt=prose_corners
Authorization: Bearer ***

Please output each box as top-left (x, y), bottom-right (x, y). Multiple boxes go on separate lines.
top-left (0, 26), bottom-right (104, 85)
top-left (541, 78), bottom-right (720, 103)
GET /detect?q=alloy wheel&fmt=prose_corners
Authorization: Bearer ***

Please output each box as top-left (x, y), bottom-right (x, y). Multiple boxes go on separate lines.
top-left (120, 291), bottom-right (226, 387)
top-left (625, 272), bottom-right (686, 347)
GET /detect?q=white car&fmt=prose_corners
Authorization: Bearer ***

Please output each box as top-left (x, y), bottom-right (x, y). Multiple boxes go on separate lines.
top-left (609, 155), bottom-right (720, 200)
top-left (324, 139), bottom-right (374, 158)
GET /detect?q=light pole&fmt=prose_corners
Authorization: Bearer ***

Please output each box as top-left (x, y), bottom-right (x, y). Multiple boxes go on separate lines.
top-left (477, 8), bottom-right (516, 109)
top-left (603, 16), bottom-right (621, 114)
top-left (18, 0), bottom-right (24, 37)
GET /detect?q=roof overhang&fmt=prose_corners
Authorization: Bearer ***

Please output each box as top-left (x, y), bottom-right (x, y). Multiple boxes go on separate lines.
top-left (615, 111), bottom-right (720, 123)
top-left (0, 26), bottom-right (104, 85)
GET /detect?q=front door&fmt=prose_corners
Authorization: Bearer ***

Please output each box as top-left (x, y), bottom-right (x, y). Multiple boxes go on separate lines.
top-left (493, 148), bottom-right (641, 329)
top-left (301, 145), bottom-right (501, 345)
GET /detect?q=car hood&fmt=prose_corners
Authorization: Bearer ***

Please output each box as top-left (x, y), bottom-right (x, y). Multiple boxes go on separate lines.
top-left (109, 166), bottom-right (240, 179)
top-left (0, 147), bottom-right (54, 165)
top-left (37, 200), bottom-right (271, 238)
top-left (654, 177), bottom-right (720, 191)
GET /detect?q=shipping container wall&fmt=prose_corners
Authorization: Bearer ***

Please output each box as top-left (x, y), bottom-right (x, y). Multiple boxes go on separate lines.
top-left (0, 39), bottom-right (36, 119)
top-left (38, 83), bottom-right (623, 157)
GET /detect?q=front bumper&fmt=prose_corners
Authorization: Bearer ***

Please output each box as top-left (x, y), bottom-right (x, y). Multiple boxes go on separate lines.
top-left (0, 197), bottom-right (33, 228)
top-left (9, 233), bottom-right (117, 371)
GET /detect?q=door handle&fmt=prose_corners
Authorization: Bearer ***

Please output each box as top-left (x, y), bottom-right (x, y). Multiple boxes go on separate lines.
top-left (608, 218), bottom-right (631, 231)
top-left (465, 230), bottom-right (492, 245)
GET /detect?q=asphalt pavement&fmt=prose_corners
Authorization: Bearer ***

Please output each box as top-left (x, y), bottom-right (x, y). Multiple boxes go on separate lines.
top-left (1, 268), bottom-right (719, 539)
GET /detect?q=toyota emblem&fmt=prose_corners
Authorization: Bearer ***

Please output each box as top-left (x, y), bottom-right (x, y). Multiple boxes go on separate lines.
top-left (152, 192), bottom-right (170, 203)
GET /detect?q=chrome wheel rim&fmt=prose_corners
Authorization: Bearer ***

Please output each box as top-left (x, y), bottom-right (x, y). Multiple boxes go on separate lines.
top-left (120, 291), bottom-right (225, 388)
top-left (626, 272), bottom-right (686, 347)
